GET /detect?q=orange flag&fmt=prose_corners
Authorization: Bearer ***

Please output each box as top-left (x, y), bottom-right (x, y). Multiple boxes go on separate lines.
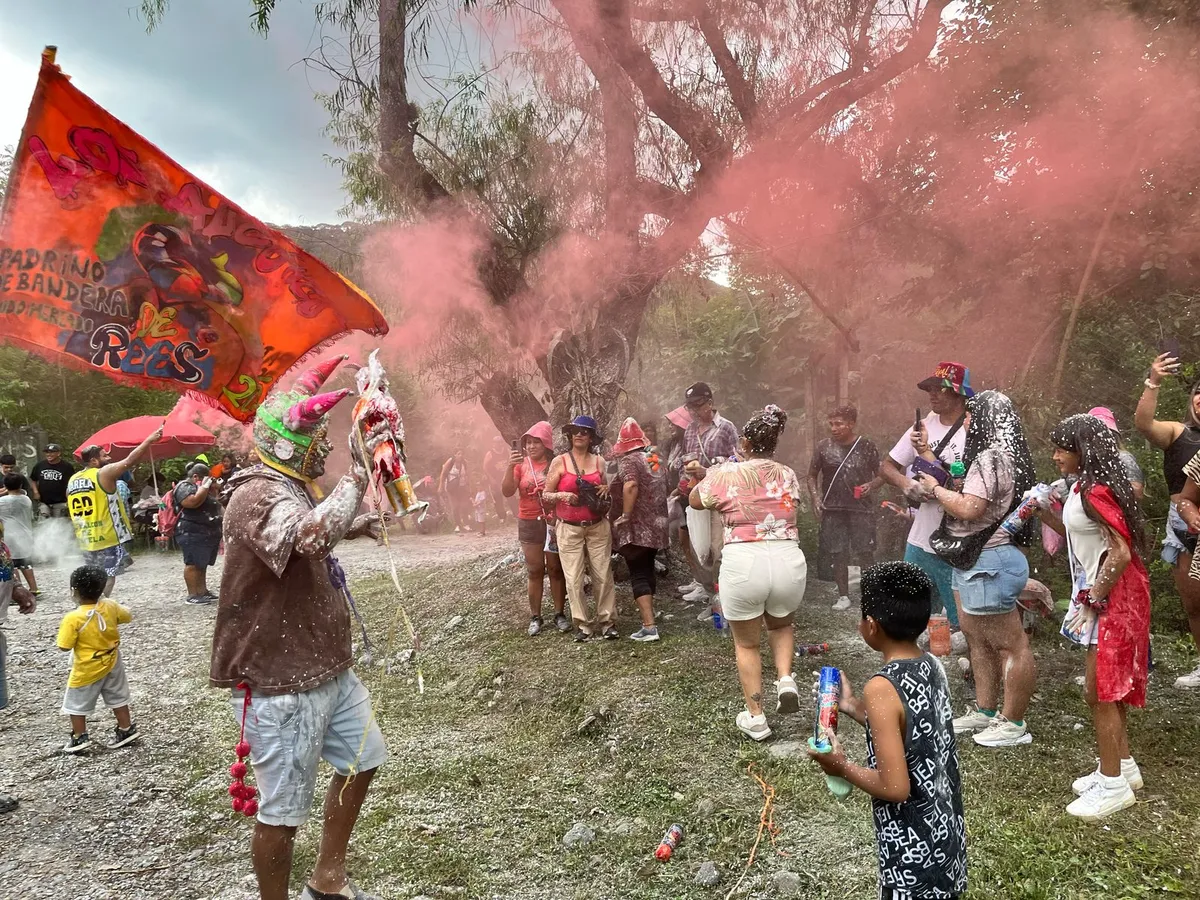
top-left (0, 50), bottom-right (388, 421)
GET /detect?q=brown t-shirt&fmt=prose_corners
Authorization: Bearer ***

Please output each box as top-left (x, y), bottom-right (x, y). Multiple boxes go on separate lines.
top-left (210, 468), bottom-right (352, 696)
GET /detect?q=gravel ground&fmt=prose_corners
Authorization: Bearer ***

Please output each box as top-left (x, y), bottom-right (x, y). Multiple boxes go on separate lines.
top-left (0, 524), bottom-right (519, 900)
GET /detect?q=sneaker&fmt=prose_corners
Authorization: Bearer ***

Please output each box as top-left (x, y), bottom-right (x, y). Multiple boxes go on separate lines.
top-left (775, 675), bottom-right (800, 714)
top-left (696, 606), bottom-right (714, 623)
top-left (1066, 776), bottom-right (1136, 821)
top-left (108, 724), bottom-right (140, 749)
top-left (952, 706), bottom-right (994, 734)
top-left (1173, 663), bottom-right (1200, 689)
top-left (973, 713), bottom-right (1032, 748)
top-left (831, 596), bottom-right (852, 612)
top-left (554, 613), bottom-right (571, 633)
top-left (1072, 759), bottom-right (1143, 795)
top-left (185, 594), bottom-right (213, 605)
top-left (527, 617), bottom-right (542, 637)
top-left (736, 710), bottom-right (772, 742)
top-left (950, 630), bottom-right (969, 654)
top-left (682, 586), bottom-right (710, 603)
top-left (299, 880), bottom-right (380, 900)
top-left (677, 580), bottom-right (702, 595)
top-left (573, 630), bottom-right (593, 643)
top-left (202, 590), bottom-right (219, 601)
top-left (601, 626), bottom-right (620, 640)
top-left (63, 732), bottom-right (90, 754)
top-left (630, 626), bottom-right (660, 643)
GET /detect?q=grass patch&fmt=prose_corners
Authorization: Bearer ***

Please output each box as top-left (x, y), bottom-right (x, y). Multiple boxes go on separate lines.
top-left (260, 559), bottom-right (1200, 898)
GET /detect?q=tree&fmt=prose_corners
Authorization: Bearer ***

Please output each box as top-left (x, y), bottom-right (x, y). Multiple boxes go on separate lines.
top-left (144, 0), bottom-right (953, 439)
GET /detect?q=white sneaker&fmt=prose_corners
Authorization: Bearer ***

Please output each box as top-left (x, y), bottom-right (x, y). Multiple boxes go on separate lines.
top-left (775, 675), bottom-right (800, 714)
top-left (683, 586), bottom-right (710, 603)
top-left (736, 710), bottom-right (772, 742)
top-left (831, 596), bottom-right (852, 612)
top-left (973, 713), bottom-right (1032, 748)
top-left (1072, 759), bottom-right (1143, 796)
top-left (952, 707), bottom-right (994, 734)
top-left (677, 580), bottom-right (702, 595)
top-left (696, 606), bottom-right (714, 623)
top-left (950, 630), bottom-right (969, 654)
top-left (1066, 775), bottom-right (1136, 821)
top-left (1174, 663), bottom-right (1200, 689)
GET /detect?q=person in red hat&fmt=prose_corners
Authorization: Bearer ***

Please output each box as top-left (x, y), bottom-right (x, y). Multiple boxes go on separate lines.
top-left (502, 421), bottom-right (569, 636)
top-left (880, 362), bottom-right (973, 636)
top-left (610, 417), bottom-right (670, 642)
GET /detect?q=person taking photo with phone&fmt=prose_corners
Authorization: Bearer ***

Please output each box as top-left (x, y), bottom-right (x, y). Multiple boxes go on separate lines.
top-left (1136, 350), bottom-right (1200, 689)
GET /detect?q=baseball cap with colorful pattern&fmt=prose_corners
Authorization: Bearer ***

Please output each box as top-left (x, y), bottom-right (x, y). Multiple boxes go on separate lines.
top-left (917, 362), bottom-right (974, 398)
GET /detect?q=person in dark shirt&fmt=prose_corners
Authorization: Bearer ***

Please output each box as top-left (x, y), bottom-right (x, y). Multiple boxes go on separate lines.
top-left (807, 406), bottom-right (882, 612)
top-left (30, 444), bottom-right (76, 518)
top-left (0, 455), bottom-right (34, 503)
top-left (809, 562), bottom-right (967, 900)
top-left (173, 463), bottom-right (224, 605)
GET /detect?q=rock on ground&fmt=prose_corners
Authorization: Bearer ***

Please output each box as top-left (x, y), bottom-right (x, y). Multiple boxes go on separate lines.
top-left (694, 860), bottom-right (721, 887)
top-left (562, 822), bottom-right (596, 848)
top-left (771, 870), bottom-right (803, 897)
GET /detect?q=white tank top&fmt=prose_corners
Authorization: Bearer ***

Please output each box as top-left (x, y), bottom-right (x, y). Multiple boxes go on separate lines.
top-left (1063, 485), bottom-right (1108, 587)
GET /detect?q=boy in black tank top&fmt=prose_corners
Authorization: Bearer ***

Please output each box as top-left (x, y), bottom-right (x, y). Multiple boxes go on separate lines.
top-left (808, 561), bottom-right (967, 899)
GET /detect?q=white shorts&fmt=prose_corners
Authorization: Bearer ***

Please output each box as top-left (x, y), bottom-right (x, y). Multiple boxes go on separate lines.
top-left (234, 669), bottom-right (387, 828)
top-left (62, 655), bottom-right (131, 716)
top-left (718, 541), bottom-right (807, 621)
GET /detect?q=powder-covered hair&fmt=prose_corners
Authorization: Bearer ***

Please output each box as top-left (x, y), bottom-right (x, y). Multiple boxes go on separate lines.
top-left (743, 405), bottom-right (788, 457)
top-left (1050, 413), bottom-right (1146, 557)
top-left (860, 561), bottom-right (933, 641)
top-left (962, 390), bottom-right (1036, 541)
top-left (828, 405), bottom-right (858, 423)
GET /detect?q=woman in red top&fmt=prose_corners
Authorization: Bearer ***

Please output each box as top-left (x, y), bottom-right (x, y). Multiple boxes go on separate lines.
top-left (544, 416), bottom-right (616, 641)
top-left (502, 421), bottom-right (568, 636)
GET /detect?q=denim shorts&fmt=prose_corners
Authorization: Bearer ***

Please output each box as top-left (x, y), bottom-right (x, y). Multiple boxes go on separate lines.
top-left (233, 669), bottom-right (387, 827)
top-left (952, 543), bottom-right (1029, 617)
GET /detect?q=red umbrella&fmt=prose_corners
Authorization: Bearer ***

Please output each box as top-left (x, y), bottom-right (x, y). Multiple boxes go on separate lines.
top-left (76, 414), bottom-right (216, 494)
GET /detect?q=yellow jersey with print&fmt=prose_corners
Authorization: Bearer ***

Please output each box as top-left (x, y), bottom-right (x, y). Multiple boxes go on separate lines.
top-left (56, 600), bottom-right (132, 687)
top-left (66, 467), bottom-right (133, 552)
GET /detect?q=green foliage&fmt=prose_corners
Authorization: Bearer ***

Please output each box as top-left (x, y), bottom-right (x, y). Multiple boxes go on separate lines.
top-left (0, 346), bottom-right (175, 452)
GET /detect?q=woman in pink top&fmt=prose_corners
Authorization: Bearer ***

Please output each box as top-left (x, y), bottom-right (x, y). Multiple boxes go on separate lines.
top-left (501, 421), bottom-right (569, 637)
top-left (690, 405), bottom-right (807, 741)
top-left (544, 416), bottom-right (616, 641)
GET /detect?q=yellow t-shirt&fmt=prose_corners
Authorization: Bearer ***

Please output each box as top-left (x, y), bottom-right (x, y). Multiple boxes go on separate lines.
top-left (56, 600), bottom-right (132, 688)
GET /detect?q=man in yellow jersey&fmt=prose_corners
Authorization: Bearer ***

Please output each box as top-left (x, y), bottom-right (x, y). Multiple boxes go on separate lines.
top-left (67, 422), bottom-right (164, 597)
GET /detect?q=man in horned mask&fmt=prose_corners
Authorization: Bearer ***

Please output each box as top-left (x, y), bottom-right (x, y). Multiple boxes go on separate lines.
top-left (210, 355), bottom-right (387, 900)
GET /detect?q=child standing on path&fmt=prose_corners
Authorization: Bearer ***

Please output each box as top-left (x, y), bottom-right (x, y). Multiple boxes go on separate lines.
top-left (473, 488), bottom-right (489, 536)
top-left (0, 474), bottom-right (39, 595)
top-left (808, 561), bottom-right (967, 899)
top-left (56, 565), bottom-right (140, 754)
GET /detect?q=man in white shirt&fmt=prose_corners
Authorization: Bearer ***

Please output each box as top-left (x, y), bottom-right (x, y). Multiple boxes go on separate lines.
top-left (880, 362), bottom-right (973, 628)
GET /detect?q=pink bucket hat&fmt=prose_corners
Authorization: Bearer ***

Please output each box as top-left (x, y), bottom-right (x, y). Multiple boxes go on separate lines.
top-left (612, 417), bottom-right (650, 455)
top-left (1087, 406), bottom-right (1119, 432)
top-left (522, 420), bottom-right (554, 451)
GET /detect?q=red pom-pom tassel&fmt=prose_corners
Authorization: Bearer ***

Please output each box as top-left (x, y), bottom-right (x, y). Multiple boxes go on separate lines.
top-left (228, 783), bottom-right (242, 798)
top-left (242, 799), bottom-right (258, 817)
top-left (235, 741), bottom-right (251, 759)
top-left (232, 797), bottom-right (245, 813)
top-left (229, 761), bottom-right (248, 779)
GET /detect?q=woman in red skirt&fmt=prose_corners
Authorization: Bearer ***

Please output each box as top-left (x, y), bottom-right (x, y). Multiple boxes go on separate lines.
top-left (1042, 414), bottom-right (1150, 821)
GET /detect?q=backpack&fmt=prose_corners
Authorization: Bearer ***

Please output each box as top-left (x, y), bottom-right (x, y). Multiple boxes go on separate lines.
top-left (156, 482), bottom-right (181, 539)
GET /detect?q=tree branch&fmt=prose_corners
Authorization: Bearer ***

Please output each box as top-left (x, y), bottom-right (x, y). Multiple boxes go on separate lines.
top-left (696, 7), bottom-right (757, 124)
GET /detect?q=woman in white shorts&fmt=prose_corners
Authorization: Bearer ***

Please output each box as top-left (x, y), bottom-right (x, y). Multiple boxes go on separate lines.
top-left (690, 405), bottom-right (807, 741)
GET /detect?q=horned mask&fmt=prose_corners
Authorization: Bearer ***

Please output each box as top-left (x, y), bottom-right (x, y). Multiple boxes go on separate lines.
top-left (253, 355), bottom-right (352, 480)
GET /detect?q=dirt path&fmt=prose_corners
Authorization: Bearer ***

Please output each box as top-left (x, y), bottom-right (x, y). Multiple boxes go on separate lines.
top-left (0, 524), bottom-right (520, 900)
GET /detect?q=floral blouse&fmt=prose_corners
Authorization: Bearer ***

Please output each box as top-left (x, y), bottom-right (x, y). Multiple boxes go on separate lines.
top-left (612, 450), bottom-right (669, 551)
top-left (697, 459), bottom-right (802, 544)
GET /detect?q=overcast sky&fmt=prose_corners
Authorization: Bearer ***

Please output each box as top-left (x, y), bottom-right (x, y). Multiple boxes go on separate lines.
top-left (0, 1), bottom-right (351, 224)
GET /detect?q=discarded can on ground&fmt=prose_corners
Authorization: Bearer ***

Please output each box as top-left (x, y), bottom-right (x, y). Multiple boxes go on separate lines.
top-left (927, 614), bottom-right (951, 656)
top-left (655, 823), bottom-right (684, 860)
top-left (795, 642), bottom-right (831, 657)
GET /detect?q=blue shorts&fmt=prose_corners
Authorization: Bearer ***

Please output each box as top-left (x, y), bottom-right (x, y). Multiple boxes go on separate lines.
top-left (904, 543), bottom-right (958, 627)
top-left (952, 543), bottom-right (1029, 617)
top-left (234, 669), bottom-right (387, 828)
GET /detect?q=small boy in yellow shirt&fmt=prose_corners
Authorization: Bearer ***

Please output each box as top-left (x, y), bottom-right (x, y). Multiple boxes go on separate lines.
top-left (56, 565), bottom-right (139, 753)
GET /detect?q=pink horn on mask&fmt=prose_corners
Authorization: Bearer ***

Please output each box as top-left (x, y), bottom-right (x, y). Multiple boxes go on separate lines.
top-left (283, 389), bottom-right (352, 431)
top-left (293, 354), bottom-right (348, 396)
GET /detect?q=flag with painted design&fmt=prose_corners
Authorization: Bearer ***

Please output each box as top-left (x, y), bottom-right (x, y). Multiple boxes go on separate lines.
top-left (0, 49), bottom-right (388, 421)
